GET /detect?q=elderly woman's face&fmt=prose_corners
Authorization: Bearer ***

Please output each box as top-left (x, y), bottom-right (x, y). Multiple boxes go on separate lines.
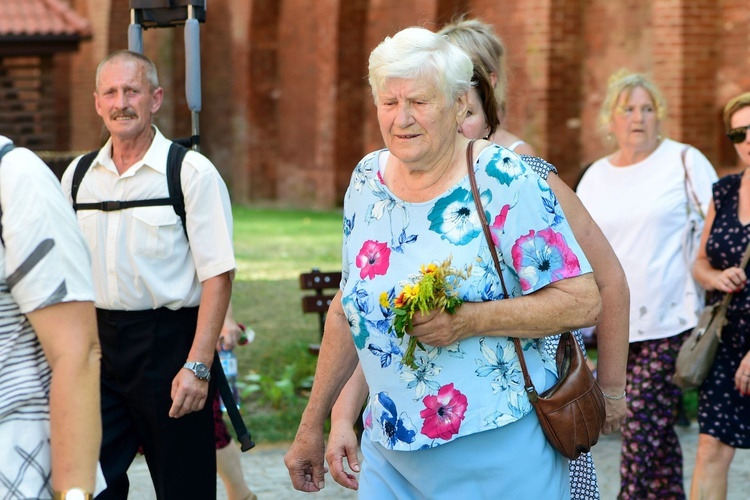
top-left (609, 86), bottom-right (660, 153)
top-left (730, 106), bottom-right (750, 167)
top-left (376, 77), bottom-right (465, 168)
top-left (458, 87), bottom-right (489, 141)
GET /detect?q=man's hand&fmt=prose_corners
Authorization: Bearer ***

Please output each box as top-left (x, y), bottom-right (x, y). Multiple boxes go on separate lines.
top-left (284, 427), bottom-right (328, 492)
top-left (169, 368), bottom-right (209, 418)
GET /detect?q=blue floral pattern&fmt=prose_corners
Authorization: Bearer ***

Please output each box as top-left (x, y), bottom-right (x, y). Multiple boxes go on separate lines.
top-left (341, 144), bottom-right (592, 450)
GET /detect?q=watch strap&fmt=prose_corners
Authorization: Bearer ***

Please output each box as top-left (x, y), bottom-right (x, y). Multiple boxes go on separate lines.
top-left (183, 361), bottom-right (211, 381)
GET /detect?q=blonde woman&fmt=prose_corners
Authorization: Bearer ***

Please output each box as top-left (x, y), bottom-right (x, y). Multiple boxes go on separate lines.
top-left (438, 17), bottom-right (536, 156)
top-left (577, 70), bottom-right (718, 499)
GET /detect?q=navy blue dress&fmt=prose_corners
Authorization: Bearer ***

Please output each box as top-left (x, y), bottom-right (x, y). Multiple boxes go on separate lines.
top-left (700, 173), bottom-right (750, 448)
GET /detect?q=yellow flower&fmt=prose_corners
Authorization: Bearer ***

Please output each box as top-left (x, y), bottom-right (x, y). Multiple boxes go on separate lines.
top-left (421, 262), bottom-right (438, 275)
top-left (383, 256), bottom-right (469, 369)
top-left (379, 291), bottom-right (390, 309)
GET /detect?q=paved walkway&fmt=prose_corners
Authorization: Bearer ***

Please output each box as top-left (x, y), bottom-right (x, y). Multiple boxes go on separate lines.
top-left (128, 422), bottom-right (750, 499)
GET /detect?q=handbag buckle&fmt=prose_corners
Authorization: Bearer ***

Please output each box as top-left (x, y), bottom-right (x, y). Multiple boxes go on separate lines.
top-left (525, 386), bottom-right (539, 403)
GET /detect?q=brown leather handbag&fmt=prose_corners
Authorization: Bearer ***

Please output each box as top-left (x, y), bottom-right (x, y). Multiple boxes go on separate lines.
top-left (466, 140), bottom-right (606, 460)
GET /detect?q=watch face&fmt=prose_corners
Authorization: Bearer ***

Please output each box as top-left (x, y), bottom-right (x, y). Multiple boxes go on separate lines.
top-left (196, 363), bottom-right (210, 379)
top-left (184, 362), bottom-right (211, 380)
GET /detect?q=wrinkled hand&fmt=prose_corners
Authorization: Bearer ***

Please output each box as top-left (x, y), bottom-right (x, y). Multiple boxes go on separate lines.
top-left (734, 351), bottom-right (750, 396)
top-left (602, 397), bottom-right (626, 435)
top-left (325, 421), bottom-right (361, 490)
top-left (712, 266), bottom-right (747, 294)
top-left (284, 428), bottom-right (328, 492)
top-left (169, 368), bottom-right (209, 418)
top-left (408, 308), bottom-right (470, 347)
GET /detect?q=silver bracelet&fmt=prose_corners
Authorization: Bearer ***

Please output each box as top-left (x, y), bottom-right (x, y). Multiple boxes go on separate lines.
top-left (601, 389), bottom-right (626, 400)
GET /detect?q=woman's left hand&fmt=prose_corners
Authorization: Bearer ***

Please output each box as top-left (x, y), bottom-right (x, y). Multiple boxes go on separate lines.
top-left (409, 308), bottom-right (471, 347)
top-left (734, 351), bottom-right (750, 396)
top-left (602, 397), bottom-right (626, 434)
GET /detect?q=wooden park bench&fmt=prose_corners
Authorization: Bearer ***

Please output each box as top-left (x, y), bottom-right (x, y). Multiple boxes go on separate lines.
top-left (299, 268), bottom-right (341, 355)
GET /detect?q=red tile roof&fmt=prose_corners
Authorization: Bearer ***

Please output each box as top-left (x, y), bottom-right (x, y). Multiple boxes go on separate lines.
top-left (0, 0), bottom-right (92, 38)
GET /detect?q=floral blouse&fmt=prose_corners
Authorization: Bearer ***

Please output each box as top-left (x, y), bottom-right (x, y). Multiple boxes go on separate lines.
top-left (340, 143), bottom-right (593, 451)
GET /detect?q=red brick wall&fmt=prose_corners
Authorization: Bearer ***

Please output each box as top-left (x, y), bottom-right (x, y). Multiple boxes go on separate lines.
top-left (581, 0), bottom-right (654, 170)
top-left (60, 0), bottom-right (750, 207)
top-left (244, 0), bottom-right (281, 202)
top-left (716, 0), bottom-right (750, 173)
top-left (471, 1), bottom-right (535, 150)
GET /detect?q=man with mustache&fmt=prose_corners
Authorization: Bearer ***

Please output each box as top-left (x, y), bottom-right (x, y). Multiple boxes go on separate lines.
top-left (60, 51), bottom-right (235, 500)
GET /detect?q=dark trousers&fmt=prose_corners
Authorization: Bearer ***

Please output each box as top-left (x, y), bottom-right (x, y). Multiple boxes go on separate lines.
top-left (95, 307), bottom-right (216, 500)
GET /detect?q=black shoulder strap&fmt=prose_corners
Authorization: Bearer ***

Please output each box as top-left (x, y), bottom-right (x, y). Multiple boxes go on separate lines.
top-left (0, 142), bottom-right (17, 246)
top-left (72, 142), bottom-right (190, 241)
top-left (167, 142), bottom-right (188, 240)
top-left (71, 150), bottom-right (99, 209)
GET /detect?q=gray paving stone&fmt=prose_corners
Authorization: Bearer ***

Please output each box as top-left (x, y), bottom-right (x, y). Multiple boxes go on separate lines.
top-left (127, 423), bottom-right (750, 499)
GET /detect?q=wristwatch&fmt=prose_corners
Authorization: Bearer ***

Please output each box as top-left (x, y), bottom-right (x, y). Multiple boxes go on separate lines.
top-left (53, 488), bottom-right (93, 500)
top-left (183, 361), bottom-right (211, 381)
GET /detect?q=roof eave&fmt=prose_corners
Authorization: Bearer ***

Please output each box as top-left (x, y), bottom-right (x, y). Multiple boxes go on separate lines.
top-left (0, 35), bottom-right (88, 55)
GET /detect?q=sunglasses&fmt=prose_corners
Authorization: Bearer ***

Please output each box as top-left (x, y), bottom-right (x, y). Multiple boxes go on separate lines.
top-left (727, 125), bottom-right (750, 144)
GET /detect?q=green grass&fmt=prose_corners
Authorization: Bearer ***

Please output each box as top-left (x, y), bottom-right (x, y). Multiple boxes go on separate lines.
top-left (229, 206), bottom-right (342, 443)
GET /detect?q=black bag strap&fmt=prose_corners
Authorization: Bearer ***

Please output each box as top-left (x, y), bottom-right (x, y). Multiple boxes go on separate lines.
top-left (0, 142), bottom-right (16, 246)
top-left (70, 150), bottom-right (99, 208)
top-left (166, 141), bottom-right (188, 238)
top-left (72, 141), bottom-right (189, 240)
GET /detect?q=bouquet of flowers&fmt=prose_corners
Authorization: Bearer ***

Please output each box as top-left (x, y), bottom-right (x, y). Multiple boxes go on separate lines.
top-left (381, 257), bottom-right (470, 369)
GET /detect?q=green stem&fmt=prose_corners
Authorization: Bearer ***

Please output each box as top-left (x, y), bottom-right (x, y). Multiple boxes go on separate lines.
top-left (402, 337), bottom-right (419, 370)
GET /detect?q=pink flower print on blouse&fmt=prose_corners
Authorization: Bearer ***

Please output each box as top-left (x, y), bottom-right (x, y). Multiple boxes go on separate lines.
top-left (356, 240), bottom-right (391, 280)
top-left (489, 204), bottom-right (511, 246)
top-left (419, 383), bottom-right (468, 441)
top-left (511, 227), bottom-right (581, 292)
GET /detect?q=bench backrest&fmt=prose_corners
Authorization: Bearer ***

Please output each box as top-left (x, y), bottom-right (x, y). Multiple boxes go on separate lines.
top-left (299, 269), bottom-right (341, 345)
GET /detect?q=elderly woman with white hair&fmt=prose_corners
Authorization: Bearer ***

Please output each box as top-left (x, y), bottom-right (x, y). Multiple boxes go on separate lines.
top-left (284, 26), bottom-right (601, 498)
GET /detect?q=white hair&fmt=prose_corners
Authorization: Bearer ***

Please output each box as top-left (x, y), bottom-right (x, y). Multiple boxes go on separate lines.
top-left (368, 27), bottom-right (473, 106)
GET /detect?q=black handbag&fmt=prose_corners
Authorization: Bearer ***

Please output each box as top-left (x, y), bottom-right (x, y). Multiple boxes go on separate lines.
top-left (466, 140), bottom-right (605, 460)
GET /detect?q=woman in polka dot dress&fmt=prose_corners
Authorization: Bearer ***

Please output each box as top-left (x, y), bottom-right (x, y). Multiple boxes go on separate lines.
top-left (690, 92), bottom-right (750, 499)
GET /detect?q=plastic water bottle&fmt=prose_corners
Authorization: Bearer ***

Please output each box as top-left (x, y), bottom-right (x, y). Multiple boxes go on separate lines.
top-left (218, 348), bottom-right (240, 412)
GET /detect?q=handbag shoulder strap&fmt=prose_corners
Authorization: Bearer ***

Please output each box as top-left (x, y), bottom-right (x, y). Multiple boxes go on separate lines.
top-left (681, 146), bottom-right (705, 219)
top-left (465, 140), bottom-right (537, 392)
top-left (720, 239), bottom-right (750, 308)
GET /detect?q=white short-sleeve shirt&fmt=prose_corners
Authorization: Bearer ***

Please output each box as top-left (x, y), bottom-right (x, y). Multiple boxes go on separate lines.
top-left (576, 138), bottom-right (718, 341)
top-left (60, 127), bottom-right (236, 311)
top-left (0, 134), bottom-right (95, 418)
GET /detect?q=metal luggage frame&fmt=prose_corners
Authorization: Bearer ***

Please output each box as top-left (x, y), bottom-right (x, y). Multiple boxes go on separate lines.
top-left (127, 0), bottom-right (255, 451)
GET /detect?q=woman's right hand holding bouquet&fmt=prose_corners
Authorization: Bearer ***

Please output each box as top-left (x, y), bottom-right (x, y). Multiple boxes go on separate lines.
top-left (407, 305), bottom-right (472, 348)
top-left (383, 258), bottom-right (471, 368)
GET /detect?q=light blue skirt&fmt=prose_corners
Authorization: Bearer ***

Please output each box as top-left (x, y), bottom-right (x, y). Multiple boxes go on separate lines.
top-left (359, 376), bottom-right (570, 499)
